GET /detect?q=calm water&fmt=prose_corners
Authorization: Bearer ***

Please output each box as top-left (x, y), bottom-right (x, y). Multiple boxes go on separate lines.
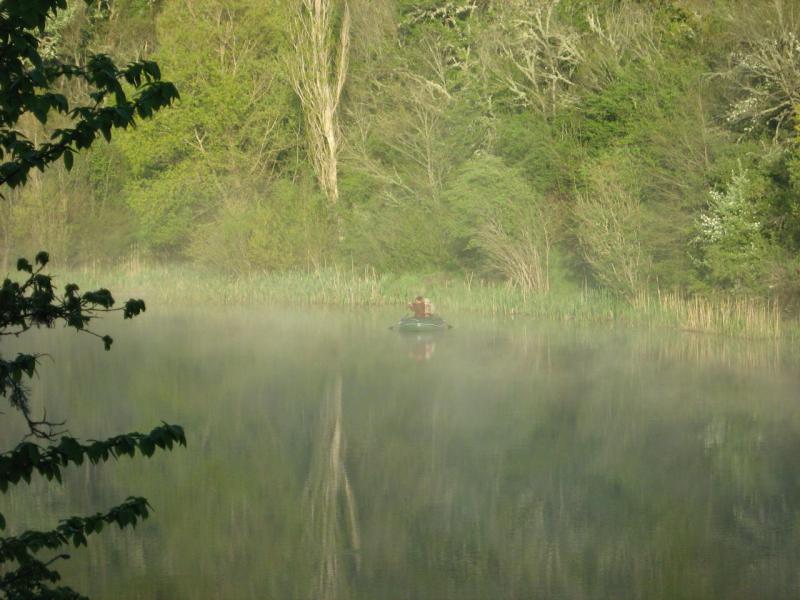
top-left (4, 308), bottom-right (800, 599)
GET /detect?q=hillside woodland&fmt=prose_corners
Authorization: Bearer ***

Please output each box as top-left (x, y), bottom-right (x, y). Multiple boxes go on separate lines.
top-left (3, 0), bottom-right (799, 306)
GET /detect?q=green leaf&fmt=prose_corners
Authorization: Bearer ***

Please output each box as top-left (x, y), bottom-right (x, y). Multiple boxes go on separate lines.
top-left (140, 438), bottom-right (155, 457)
top-left (16, 258), bottom-right (32, 273)
top-left (58, 437), bottom-right (84, 464)
top-left (123, 298), bottom-right (146, 319)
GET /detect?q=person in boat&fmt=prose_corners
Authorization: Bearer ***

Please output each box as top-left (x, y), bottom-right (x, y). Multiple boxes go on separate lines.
top-left (409, 296), bottom-right (427, 318)
top-left (408, 296), bottom-right (434, 318)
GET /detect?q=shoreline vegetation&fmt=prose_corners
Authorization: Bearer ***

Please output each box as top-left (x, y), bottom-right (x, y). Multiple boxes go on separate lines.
top-left (4, 1), bottom-right (800, 348)
top-left (61, 260), bottom-right (795, 341)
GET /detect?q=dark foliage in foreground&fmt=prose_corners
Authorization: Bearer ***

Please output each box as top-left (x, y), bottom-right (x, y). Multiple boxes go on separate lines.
top-left (0, 254), bottom-right (186, 600)
top-left (1, 1), bottom-right (182, 598)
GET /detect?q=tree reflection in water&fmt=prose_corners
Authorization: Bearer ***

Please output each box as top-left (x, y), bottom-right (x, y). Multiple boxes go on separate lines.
top-left (304, 375), bottom-right (361, 600)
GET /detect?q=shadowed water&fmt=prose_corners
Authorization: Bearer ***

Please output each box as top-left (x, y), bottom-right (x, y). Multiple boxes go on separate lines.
top-left (3, 308), bottom-right (800, 599)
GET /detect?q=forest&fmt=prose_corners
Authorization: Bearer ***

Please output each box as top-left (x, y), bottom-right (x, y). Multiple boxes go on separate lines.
top-left (2, 0), bottom-right (799, 307)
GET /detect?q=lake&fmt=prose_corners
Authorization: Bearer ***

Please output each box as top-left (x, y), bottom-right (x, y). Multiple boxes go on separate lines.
top-left (3, 308), bottom-right (800, 599)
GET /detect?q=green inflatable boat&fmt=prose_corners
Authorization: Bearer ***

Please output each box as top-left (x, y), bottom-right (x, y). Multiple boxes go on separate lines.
top-left (394, 316), bottom-right (450, 333)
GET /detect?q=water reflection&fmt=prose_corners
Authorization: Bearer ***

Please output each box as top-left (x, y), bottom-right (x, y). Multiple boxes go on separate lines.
top-left (3, 309), bottom-right (800, 599)
top-left (304, 375), bottom-right (360, 600)
top-left (404, 334), bottom-right (437, 362)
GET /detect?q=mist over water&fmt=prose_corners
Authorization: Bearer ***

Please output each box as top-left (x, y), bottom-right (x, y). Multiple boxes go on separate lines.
top-left (5, 308), bottom-right (800, 599)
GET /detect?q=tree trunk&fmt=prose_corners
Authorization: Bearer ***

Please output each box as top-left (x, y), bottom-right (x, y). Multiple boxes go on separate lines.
top-left (289, 0), bottom-right (351, 207)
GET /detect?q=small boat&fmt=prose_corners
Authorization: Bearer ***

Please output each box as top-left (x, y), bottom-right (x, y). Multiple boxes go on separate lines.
top-left (394, 315), bottom-right (450, 333)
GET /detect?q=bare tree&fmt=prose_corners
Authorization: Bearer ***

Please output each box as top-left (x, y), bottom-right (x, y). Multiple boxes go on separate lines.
top-left (288, 0), bottom-right (351, 205)
top-left (574, 158), bottom-right (650, 298)
top-left (582, 2), bottom-right (665, 90)
top-left (483, 0), bottom-right (583, 116)
top-left (476, 203), bottom-right (553, 295)
top-left (342, 36), bottom-right (460, 204)
top-left (723, 0), bottom-right (800, 139)
top-left (383, 66), bottom-right (452, 199)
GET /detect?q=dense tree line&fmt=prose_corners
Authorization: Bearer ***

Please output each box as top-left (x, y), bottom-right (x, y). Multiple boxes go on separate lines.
top-left (2, 0), bottom-right (799, 304)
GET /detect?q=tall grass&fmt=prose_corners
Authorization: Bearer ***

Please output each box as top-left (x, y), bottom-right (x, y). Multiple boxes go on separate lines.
top-left (648, 292), bottom-right (783, 340)
top-left (60, 262), bottom-right (798, 340)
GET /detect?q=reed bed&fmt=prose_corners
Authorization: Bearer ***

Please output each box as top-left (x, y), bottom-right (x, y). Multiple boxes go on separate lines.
top-left (652, 292), bottom-right (783, 339)
top-left (58, 263), bottom-right (799, 340)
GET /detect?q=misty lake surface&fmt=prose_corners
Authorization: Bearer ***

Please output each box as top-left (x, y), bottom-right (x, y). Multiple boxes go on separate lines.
top-left (5, 307), bottom-right (800, 599)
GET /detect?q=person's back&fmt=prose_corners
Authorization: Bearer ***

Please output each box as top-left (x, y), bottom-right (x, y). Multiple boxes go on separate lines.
top-left (409, 296), bottom-right (427, 318)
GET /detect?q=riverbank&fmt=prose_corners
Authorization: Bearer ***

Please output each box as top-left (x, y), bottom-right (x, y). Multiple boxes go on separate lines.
top-left (60, 263), bottom-right (795, 340)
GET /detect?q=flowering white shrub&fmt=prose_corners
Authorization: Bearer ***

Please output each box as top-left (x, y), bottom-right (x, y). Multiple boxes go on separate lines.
top-left (699, 172), bottom-right (762, 244)
top-left (695, 170), bottom-right (772, 291)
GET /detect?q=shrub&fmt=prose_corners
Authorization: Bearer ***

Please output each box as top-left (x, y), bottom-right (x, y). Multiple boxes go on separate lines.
top-left (574, 154), bottom-right (650, 297)
top-left (693, 169), bottom-right (777, 292)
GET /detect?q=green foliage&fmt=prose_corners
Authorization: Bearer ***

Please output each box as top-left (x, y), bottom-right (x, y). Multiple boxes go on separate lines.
top-left (189, 178), bottom-right (331, 272)
top-left (493, 113), bottom-right (584, 194)
top-left (572, 68), bottom-right (652, 149)
top-left (5, 0), bottom-right (800, 311)
top-left (440, 156), bottom-right (553, 281)
top-left (574, 152), bottom-right (650, 297)
top-left (113, 0), bottom-right (299, 256)
top-left (0, 255), bottom-right (186, 599)
top-left (1, 2), bottom-right (183, 598)
top-left (340, 198), bottom-right (452, 272)
top-left (721, 6), bottom-right (800, 139)
top-left (0, 425), bottom-right (186, 493)
top-left (0, 0), bottom-right (179, 189)
top-left (693, 169), bottom-right (778, 292)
